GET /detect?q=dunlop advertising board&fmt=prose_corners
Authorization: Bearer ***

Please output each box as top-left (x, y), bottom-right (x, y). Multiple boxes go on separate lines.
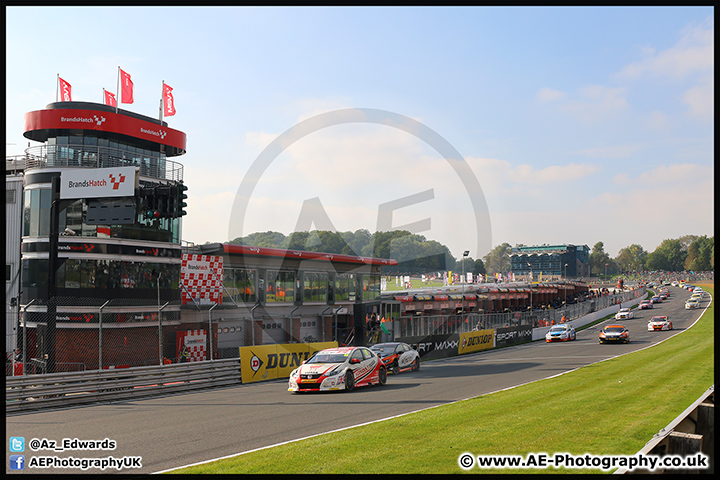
top-left (458, 329), bottom-right (495, 355)
top-left (240, 342), bottom-right (337, 383)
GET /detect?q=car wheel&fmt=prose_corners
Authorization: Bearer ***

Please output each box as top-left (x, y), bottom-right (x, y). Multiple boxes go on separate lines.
top-left (412, 357), bottom-right (420, 371)
top-left (344, 370), bottom-right (355, 392)
top-left (392, 361), bottom-right (400, 375)
top-left (378, 367), bottom-right (387, 386)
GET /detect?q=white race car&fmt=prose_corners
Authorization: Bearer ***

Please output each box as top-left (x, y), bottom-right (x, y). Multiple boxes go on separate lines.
top-left (615, 308), bottom-right (634, 320)
top-left (545, 324), bottom-right (576, 342)
top-left (685, 299), bottom-right (700, 309)
top-left (288, 346), bottom-right (386, 393)
top-left (648, 316), bottom-right (673, 331)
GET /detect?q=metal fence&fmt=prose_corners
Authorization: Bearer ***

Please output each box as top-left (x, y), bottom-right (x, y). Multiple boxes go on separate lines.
top-left (8, 297), bottom-right (206, 375)
top-left (394, 287), bottom-right (646, 339)
top-left (21, 145), bottom-right (184, 182)
top-left (6, 287), bottom-right (646, 377)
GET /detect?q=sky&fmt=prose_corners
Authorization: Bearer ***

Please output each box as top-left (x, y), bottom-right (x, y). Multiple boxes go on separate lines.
top-left (5, 6), bottom-right (714, 262)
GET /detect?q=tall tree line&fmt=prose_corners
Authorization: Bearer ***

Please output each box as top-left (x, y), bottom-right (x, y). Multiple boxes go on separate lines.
top-left (226, 231), bottom-right (712, 276)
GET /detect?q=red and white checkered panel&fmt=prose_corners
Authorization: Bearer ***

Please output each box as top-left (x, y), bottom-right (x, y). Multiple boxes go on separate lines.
top-left (176, 329), bottom-right (207, 362)
top-left (181, 254), bottom-right (223, 305)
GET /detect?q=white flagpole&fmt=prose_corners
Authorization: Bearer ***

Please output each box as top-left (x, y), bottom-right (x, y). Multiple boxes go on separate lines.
top-left (56, 74), bottom-right (59, 102)
top-left (116, 66), bottom-right (120, 113)
top-left (159, 80), bottom-right (164, 122)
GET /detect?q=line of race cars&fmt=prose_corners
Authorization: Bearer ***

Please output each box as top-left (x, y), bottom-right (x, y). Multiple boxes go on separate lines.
top-left (288, 342), bottom-right (421, 393)
top-left (545, 283), bottom-right (704, 345)
top-left (290, 285), bottom-right (707, 393)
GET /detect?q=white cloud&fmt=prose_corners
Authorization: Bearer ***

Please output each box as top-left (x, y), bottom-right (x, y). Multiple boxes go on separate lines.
top-left (571, 143), bottom-right (643, 159)
top-left (617, 18), bottom-right (714, 80)
top-left (559, 85), bottom-right (629, 121)
top-left (633, 163), bottom-right (709, 185)
top-left (681, 76), bottom-right (714, 120)
top-left (468, 157), bottom-right (601, 188)
top-left (645, 110), bottom-right (672, 130)
top-left (535, 87), bottom-right (566, 104)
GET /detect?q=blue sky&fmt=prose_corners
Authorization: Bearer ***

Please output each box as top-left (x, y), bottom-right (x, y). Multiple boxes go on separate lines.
top-left (5, 7), bottom-right (714, 261)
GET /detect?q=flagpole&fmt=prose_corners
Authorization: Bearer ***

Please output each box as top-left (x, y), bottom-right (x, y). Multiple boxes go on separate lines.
top-left (116, 66), bottom-right (120, 113)
top-left (159, 80), bottom-right (164, 122)
top-left (56, 74), bottom-right (59, 102)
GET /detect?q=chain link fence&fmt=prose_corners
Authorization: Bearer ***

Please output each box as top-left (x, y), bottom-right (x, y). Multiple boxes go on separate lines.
top-left (8, 296), bottom-right (210, 375)
top-left (7, 287), bottom-right (646, 376)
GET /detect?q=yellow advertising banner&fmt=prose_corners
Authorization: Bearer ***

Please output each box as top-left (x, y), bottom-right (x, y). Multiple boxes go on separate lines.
top-left (239, 342), bottom-right (338, 383)
top-left (458, 329), bottom-right (495, 355)
top-left (239, 344), bottom-right (278, 383)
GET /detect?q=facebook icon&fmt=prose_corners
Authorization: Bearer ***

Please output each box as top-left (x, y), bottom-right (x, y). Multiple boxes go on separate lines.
top-left (9, 455), bottom-right (25, 470)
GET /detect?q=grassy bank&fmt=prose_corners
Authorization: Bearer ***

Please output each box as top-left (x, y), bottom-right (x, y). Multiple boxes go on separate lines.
top-left (170, 284), bottom-right (714, 474)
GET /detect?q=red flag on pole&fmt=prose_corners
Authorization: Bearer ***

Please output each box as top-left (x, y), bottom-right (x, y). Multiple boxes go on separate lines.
top-left (59, 77), bottom-right (72, 102)
top-left (163, 83), bottom-right (176, 117)
top-left (120, 69), bottom-right (134, 104)
top-left (104, 89), bottom-right (117, 107)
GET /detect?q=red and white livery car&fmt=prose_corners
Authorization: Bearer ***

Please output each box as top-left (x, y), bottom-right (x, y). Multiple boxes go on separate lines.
top-left (648, 316), bottom-right (673, 331)
top-left (288, 346), bottom-right (387, 393)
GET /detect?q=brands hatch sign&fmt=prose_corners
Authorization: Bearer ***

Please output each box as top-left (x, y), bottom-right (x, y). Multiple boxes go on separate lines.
top-left (60, 166), bottom-right (137, 199)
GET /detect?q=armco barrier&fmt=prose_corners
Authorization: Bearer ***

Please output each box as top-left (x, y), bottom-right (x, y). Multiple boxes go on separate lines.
top-left (5, 358), bottom-right (242, 414)
top-left (613, 384), bottom-right (714, 474)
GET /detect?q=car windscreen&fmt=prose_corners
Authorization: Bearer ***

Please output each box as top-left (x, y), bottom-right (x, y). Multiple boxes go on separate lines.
top-left (549, 326), bottom-right (566, 332)
top-left (306, 353), bottom-right (348, 364)
top-left (370, 345), bottom-right (396, 355)
top-left (604, 327), bottom-right (625, 333)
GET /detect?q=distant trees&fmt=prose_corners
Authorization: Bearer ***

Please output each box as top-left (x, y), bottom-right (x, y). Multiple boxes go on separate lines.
top-left (230, 229), bottom-right (455, 274)
top-left (482, 243), bottom-right (512, 274)
top-left (684, 235), bottom-right (713, 272)
top-left (228, 230), bottom-right (712, 277)
top-left (589, 241), bottom-right (613, 276)
top-left (615, 244), bottom-right (647, 272)
top-left (645, 239), bottom-right (685, 272)
top-left (594, 235), bottom-right (714, 276)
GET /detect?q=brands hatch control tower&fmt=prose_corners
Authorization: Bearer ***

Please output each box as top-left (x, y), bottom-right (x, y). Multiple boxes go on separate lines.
top-left (17, 101), bottom-right (189, 371)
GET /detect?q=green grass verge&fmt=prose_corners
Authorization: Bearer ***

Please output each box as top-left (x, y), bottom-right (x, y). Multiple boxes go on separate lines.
top-left (169, 284), bottom-right (714, 475)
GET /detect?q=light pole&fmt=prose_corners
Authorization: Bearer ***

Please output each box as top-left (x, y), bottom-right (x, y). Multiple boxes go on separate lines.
top-left (462, 250), bottom-right (469, 314)
top-left (527, 262), bottom-right (533, 311)
top-left (564, 263), bottom-right (569, 306)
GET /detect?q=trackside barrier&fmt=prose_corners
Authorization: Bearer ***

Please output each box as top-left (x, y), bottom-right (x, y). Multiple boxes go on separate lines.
top-left (613, 384), bottom-right (714, 474)
top-left (5, 358), bottom-right (242, 414)
top-left (239, 342), bottom-right (337, 383)
top-left (532, 294), bottom-right (645, 341)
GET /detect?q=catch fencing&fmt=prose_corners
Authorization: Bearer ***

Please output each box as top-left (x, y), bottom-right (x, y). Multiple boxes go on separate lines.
top-left (394, 287), bottom-right (645, 339)
top-left (6, 288), bottom-right (645, 377)
top-left (7, 296), bottom-right (216, 375)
